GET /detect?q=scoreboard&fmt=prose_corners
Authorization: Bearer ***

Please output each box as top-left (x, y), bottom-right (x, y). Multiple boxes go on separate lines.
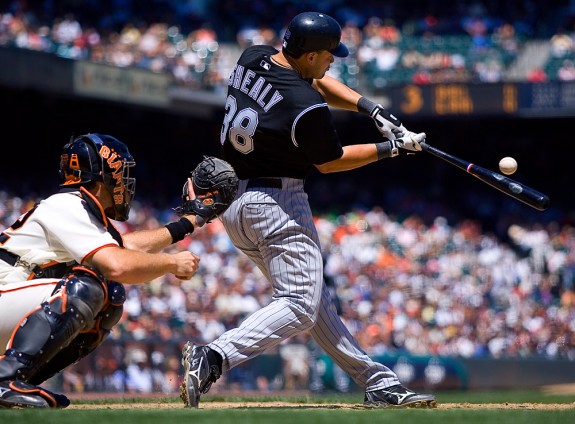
top-left (383, 82), bottom-right (575, 118)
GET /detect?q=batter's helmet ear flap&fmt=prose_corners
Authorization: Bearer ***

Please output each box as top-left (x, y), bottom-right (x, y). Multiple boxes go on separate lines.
top-left (282, 11), bottom-right (349, 58)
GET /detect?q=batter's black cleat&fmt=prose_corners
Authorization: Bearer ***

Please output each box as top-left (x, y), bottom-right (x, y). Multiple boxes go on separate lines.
top-left (0, 380), bottom-right (70, 409)
top-left (364, 384), bottom-right (437, 408)
top-left (180, 342), bottom-right (222, 408)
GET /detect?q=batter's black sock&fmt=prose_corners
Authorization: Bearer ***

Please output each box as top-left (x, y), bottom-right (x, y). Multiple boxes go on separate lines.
top-left (207, 349), bottom-right (223, 370)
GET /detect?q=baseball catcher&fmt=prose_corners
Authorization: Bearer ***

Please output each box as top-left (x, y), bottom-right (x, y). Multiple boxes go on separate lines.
top-left (174, 156), bottom-right (239, 225)
top-left (0, 133), bottom-right (202, 408)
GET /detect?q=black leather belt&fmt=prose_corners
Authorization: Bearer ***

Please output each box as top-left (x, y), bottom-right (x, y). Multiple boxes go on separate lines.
top-left (0, 248), bottom-right (71, 279)
top-left (246, 178), bottom-right (282, 189)
top-left (0, 248), bottom-right (19, 266)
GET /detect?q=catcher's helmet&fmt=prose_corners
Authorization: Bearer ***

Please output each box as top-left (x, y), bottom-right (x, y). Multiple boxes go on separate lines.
top-left (59, 133), bottom-right (136, 221)
top-left (282, 12), bottom-right (349, 58)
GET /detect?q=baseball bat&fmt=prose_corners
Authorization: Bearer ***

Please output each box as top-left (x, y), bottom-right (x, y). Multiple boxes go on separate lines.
top-left (421, 143), bottom-right (550, 211)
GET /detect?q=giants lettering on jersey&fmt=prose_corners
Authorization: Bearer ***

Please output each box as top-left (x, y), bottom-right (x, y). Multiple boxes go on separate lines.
top-left (228, 64), bottom-right (283, 112)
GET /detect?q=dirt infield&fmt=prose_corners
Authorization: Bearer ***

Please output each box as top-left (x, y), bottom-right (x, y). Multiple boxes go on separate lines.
top-left (65, 384), bottom-right (575, 410)
top-left (67, 401), bottom-right (575, 410)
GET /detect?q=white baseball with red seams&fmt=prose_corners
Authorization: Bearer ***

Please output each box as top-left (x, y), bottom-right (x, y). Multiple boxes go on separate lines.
top-left (499, 157), bottom-right (518, 175)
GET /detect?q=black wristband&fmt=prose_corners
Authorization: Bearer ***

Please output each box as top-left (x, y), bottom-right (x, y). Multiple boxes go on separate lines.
top-left (357, 97), bottom-right (378, 115)
top-left (165, 217), bottom-right (194, 243)
top-left (375, 141), bottom-right (397, 160)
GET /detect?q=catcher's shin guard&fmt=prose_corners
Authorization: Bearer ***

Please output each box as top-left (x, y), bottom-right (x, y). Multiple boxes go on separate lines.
top-left (0, 267), bottom-right (107, 382)
top-left (27, 281), bottom-right (126, 385)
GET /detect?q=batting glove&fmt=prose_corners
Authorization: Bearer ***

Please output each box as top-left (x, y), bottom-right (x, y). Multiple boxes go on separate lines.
top-left (376, 132), bottom-right (425, 159)
top-left (370, 104), bottom-right (403, 140)
top-left (393, 131), bottom-right (425, 154)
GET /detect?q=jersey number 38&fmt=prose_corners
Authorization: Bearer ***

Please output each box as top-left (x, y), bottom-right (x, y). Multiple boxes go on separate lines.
top-left (220, 95), bottom-right (258, 154)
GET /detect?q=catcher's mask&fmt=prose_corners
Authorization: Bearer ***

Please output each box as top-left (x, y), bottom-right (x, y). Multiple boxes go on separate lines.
top-left (59, 133), bottom-right (136, 221)
top-left (189, 156), bottom-right (239, 217)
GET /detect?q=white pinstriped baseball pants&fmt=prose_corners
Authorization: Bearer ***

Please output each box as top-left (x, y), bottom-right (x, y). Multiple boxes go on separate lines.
top-left (211, 177), bottom-right (400, 391)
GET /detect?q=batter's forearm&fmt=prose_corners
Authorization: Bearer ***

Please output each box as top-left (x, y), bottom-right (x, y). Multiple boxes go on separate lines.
top-left (315, 144), bottom-right (379, 173)
top-left (313, 76), bottom-right (362, 111)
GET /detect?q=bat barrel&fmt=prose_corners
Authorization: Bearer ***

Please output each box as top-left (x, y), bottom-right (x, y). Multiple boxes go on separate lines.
top-left (422, 143), bottom-right (550, 211)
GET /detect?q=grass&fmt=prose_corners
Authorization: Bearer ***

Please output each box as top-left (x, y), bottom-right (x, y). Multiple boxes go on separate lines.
top-left (0, 389), bottom-right (573, 424)
top-left (205, 389), bottom-right (574, 404)
top-left (4, 409), bottom-right (575, 424)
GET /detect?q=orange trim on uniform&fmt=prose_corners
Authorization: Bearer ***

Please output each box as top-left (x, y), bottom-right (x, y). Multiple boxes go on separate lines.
top-left (5, 305), bottom-right (43, 349)
top-left (38, 388), bottom-right (58, 407)
top-left (71, 265), bottom-right (109, 298)
top-left (80, 243), bottom-right (118, 264)
top-left (8, 381), bottom-right (58, 407)
top-left (5, 283), bottom-right (65, 347)
top-left (79, 186), bottom-right (109, 228)
top-left (59, 280), bottom-right (68, 314)
top-left (108, 220), bottom-right (126, 247)
top-left (71, 265), bottom-right (100, 279)
top-left (0, 281), bottom-right (58, 294)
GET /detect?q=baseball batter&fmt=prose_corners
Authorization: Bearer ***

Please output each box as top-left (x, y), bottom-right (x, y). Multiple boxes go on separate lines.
top-left (180, 12), bottom-right (437, 409)
top-left (0, 133), bottom-right (203, 408)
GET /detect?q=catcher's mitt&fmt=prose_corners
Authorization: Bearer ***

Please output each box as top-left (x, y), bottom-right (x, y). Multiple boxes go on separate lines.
top-left (174, 156), bottom-right (239, 224)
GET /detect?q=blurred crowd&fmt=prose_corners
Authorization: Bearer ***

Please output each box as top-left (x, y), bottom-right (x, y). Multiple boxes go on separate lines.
top-left (1, 0), bottom-right (574, 394)
top-left (1, 188), bottom-right (574, 394)
top-left (2, 0), bottom-right (575, 91)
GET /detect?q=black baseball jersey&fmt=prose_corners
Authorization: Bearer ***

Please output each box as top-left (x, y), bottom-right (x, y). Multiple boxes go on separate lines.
top-left (220, 45), bottom-right (344, 179)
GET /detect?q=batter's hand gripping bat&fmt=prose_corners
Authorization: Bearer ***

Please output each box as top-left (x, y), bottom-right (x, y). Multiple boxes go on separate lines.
top-left (421, 143), bottom-right (550, 211)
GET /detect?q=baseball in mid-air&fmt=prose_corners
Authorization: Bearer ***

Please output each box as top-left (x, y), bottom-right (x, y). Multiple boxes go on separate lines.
top-left (499, 156), bottom-right (518, 175)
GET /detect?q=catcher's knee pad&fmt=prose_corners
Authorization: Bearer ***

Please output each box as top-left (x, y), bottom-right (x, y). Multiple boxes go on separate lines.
top-left (71, 280), bottom-right (125, 349)
top-left (0, 266), bottom-right (107, 381)
top-left (61, 266), bottom-right (109, 328)
top-left (99, 281), bottom-right (126, 331)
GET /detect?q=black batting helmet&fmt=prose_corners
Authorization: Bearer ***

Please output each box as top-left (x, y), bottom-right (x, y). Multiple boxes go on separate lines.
top-left (282, 12), bottom-right (349, 58)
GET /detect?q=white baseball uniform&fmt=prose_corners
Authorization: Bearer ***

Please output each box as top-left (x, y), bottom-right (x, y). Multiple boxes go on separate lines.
top-left (0, 188), bottom-right (121, 350)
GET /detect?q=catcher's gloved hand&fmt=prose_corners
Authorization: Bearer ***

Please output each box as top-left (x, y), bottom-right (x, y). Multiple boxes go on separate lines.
top-left (174, 156), bottom-right (239, 226)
